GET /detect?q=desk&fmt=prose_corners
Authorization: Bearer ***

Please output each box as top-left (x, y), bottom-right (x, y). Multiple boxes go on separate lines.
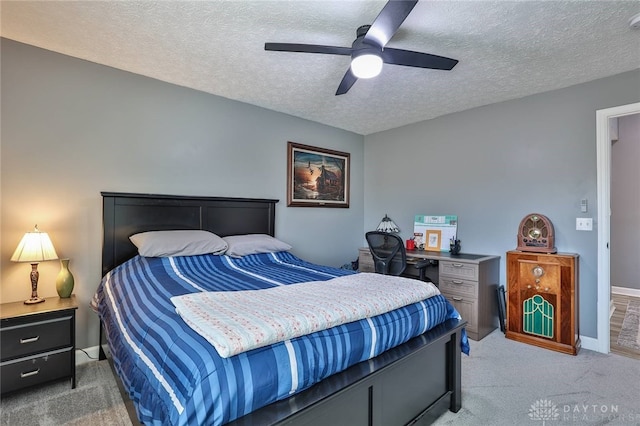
top-left (358, 248), bottom-right (500, 340)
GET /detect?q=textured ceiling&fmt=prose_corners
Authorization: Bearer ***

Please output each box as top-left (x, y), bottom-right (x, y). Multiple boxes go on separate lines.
top-left (2, 1), bottom-right (639, 135)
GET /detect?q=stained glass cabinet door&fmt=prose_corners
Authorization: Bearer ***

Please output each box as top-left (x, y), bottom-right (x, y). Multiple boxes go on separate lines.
top-left (506, 251), bottom-right (579, 355)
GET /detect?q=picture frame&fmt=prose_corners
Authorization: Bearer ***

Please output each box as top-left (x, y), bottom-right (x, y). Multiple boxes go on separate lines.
top-left (425, 230), bottom-right (442, 251)
top-left (287, 141), bottom-right (350, 208)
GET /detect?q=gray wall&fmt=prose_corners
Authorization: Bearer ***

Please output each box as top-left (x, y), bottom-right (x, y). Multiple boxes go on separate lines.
top-left (1, 39), bottom-right (364, 349)
top-left (3, 37), bottom-right (639, 347)
top-left (611, 114), bottom-right (640, 290)
top-left (364, 69), bottom-right (640, 338)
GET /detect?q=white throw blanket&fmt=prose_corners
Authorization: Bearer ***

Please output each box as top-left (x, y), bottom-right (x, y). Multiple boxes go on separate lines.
top-left (171, 273), bottom-right (439, 358)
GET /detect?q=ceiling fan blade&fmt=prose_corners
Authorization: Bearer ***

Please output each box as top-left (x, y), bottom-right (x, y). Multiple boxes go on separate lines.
top-left (381, 48), bottom-right (458, 70)
top-left (363, 0), bottom-right (418, 48)
top-left (335, 68), bottom-right (358, 95)
top-left (265, 43), bottom-right (352, 56)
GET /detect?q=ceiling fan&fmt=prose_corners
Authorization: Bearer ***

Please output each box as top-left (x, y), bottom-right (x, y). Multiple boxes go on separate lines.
top-left (264, 0), bottom-right (458, 95)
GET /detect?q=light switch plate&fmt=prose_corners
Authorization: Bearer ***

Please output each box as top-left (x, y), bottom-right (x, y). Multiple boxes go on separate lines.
top-left (576, 218), bottom-right (593, 231)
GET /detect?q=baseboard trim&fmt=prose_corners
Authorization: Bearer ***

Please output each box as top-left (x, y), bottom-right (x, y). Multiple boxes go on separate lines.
top-left (580, 335), bottom-right (600, 353)
top-left (76, 345), bottom-right (101, 366)
top-left (611, 286), bottom-right (640, 297)
top-left (610, 300), bottom-right (616, 318)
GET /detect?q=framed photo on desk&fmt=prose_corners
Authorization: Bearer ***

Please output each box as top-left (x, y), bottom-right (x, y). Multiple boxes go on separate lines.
top-left (426, 230), bottom-right (441, 251)
top-left (414, 215), bottom-right (457, 252)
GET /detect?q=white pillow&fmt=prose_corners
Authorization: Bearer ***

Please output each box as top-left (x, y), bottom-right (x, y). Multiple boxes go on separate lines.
top-left (223, 234), bottom-right (292, 257)
top-left (129, 230), bottom-right (228, 257)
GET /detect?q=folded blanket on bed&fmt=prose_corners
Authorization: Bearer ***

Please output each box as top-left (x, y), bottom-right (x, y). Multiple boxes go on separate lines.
top-left (171, 272), bottom-right (440, 357)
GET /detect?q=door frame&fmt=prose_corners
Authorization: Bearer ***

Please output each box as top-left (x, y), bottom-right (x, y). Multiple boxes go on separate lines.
top-left (595, 102), bottom-right (640, 354)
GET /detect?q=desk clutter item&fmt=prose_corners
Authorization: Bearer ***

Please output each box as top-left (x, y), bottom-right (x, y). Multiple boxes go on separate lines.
top-left (449, 239), bottom-right (461, 255)
top-left (505, 251), bottom-right (579, 355)
top-left (414, 215), bottom-right (457, 252)
top-left (406, 239), bottom-right (415, 250)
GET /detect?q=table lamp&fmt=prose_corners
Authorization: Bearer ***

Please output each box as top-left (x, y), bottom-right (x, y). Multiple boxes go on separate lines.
top-left (376, 214), bottom-right (399, 233)
top-left (11, 225), bottom-right (59, 304)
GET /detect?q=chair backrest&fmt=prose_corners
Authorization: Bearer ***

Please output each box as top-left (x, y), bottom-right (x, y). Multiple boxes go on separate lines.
top-left (365, 231), bottom-right (406, 276)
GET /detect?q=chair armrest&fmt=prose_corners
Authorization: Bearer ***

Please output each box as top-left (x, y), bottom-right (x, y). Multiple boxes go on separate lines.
top-left (414, 259), bottom-right (436, 284)
top-left (414, 260), bottom-right (430, 270)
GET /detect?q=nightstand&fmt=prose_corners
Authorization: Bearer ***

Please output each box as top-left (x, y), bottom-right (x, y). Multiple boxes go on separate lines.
top-left (1, 296), bottom-right (78, 395)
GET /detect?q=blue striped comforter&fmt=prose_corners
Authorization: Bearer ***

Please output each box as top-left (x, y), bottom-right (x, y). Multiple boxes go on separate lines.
top-left (94, 251), bottom-right (468, 425)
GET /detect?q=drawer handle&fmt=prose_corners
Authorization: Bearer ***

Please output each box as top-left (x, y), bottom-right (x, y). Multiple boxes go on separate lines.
top-left (452, 263), bottom-right (464, 268)
top-left (20, 369), bottom-right (40, 378)
top-left (452, 280), bottom-right (464, 285)
top-left (20, 336), bottom-right (40, 344)
top-left (452, 297), bottom-right (463, 301)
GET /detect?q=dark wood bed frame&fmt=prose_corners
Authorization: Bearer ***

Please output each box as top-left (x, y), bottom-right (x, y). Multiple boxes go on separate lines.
top-left (99, 192), bottom-right (465, 426)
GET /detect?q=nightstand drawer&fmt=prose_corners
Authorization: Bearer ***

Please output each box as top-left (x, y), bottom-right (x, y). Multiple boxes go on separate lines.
top-left (1, 314), bottom-right (73, 361)
top-left (440, 261), bottom-right (478, 280)
top-left (0, 348), bottom-right (72, 394)
top-left (439, 276), bottom-right (477, 298)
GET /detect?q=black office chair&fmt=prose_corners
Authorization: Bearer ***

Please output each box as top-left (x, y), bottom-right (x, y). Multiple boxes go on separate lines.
top-left (365, 231), bottom-right (434, 282)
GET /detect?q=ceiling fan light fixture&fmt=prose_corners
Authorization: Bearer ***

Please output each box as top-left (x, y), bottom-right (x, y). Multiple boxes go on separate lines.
top-left (265, 0), bottom-right (457, 95)
top-left (351, 53), bottom-right (383, 79)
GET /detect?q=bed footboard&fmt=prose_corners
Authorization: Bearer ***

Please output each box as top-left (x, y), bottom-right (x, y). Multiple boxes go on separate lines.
top-left (229, 318), bottom-right (465, 426)
top-left (101, 318), bottom-right (464, 426)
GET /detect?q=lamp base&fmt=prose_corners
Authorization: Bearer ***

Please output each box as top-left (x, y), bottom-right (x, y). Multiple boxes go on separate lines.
top-left (24, 297), bottom-right (45, 305)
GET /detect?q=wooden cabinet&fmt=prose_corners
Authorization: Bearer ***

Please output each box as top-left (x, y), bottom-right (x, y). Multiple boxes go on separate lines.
top-left (1, 296), bottom-right (77, 394)
top-left (506, 251), bottom-right (580, 355)
top-left (358, 248), bottom-right (500, 341)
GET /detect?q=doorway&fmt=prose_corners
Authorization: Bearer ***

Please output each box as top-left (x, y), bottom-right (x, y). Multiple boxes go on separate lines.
top-left (596, 102), bottom-right (640, 354)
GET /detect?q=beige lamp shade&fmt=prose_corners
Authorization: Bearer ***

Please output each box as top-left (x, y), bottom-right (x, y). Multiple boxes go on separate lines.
top-left (11, 226), bottom-right (58, 263)
top-left (11, 225), bottom-right (59, 304)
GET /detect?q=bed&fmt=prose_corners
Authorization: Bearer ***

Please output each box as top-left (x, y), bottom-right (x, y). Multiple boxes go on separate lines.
top-left (95, 192), bottom-right (468, 426)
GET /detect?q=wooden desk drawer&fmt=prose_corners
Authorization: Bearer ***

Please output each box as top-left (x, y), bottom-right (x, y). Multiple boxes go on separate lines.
top-left (442, 294), bottom-right (477, 336)
top-left (1, 315), bottom-right (73, 361)
top-left (0, 348), bottom-right (72, 394)
top-left (440, 261), bottom-right (478, 281)
top-left (358, 249), bottom-right (375, 273)
top-left (439, 277), bottom-right (477, 298)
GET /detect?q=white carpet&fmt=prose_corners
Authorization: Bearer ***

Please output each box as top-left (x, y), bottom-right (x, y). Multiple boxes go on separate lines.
top-left (2, 332), bottom-right (638, 425)
top-left (0, 360), bottom-right (131, 426)
top-left (434, 330), bottom-right (640, 425)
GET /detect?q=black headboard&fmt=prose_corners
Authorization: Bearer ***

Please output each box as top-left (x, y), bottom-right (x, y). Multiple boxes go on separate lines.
top-left (101, 192), bottom-right (279, 276)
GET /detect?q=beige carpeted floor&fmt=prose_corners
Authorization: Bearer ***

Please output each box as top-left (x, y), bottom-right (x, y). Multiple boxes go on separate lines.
top-left (0, 360), bottom-right (131, 426)
top-left (434, 329), bottom-right (640, 425)
top-left (2, 329), bottom-right (638, 425)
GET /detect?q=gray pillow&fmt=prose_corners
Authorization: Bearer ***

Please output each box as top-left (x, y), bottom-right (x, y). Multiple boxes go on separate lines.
top-left (129, 230), bottom-right (228, 257)
top-left (223, 234), bottom-right (292, 257)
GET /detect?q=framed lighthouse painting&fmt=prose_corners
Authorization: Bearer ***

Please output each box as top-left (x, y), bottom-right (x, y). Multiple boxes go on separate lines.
top-left (287, 141), bottom-right (350, 208)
